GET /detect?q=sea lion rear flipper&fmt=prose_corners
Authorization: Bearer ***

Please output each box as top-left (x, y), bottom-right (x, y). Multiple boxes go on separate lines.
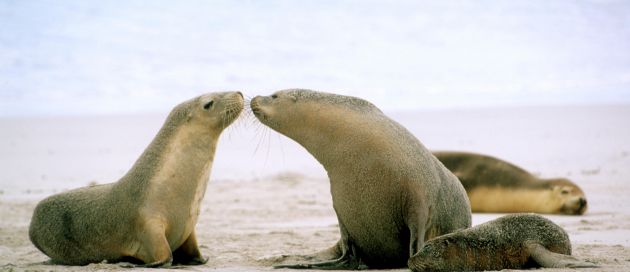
top-left (525, 242), bottom-right (598, 268)
top-left (172, 230), bottom-right (208, 265)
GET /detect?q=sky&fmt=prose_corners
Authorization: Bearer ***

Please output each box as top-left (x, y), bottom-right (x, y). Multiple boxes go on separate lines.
top-left (1, 0), bottom-right (629, 116)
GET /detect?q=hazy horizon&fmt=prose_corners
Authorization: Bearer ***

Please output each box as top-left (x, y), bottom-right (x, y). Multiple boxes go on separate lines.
top-left (2, 0), bottom-right (629, 117)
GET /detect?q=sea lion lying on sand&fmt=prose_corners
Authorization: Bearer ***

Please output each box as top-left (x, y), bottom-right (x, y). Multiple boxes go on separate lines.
top-left (434, 151), bottom-right (588, 215)
top-left (408, 213), bottom-right (597, 271)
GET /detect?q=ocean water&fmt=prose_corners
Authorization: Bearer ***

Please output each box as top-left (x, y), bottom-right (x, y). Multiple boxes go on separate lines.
top-left (1, 0), bottom-right (630, 116)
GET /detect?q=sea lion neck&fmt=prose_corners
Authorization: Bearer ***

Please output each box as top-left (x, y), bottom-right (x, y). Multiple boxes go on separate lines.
top-left (142, 125), bottom-right (218, 204)
top-left (116, 110), bottom-right (219, 196)
top-left (291, 110), bottom-right (394, 176)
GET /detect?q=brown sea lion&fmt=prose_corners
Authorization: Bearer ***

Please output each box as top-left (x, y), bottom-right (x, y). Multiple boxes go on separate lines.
top-left (408, 213), bottom-right (597, 271)
top-left (434, 151), bottom-right (588, 215)
top-left (29, 91), bottom-right (244, 266)
top-left (250, 89), bottom-right (471, 269)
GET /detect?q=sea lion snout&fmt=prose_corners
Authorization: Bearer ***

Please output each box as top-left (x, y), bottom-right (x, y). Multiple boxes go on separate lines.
top-left (579, 197), bottom-right (587, 207)
top-left (561, 196), bottom-right (588, 215)
top-left (578, 197), bottom-right (588, 212)
top-left (221, 91), bottom-right (244, 101)
top-left (575, 196), bottom-right (588, 215)
top-left (250, 96), bottom-right (263, 116)
top-left (250, 95), bottom-right (273, 121)
top-left (250, 94), bottom-right (273, 105)
top-left (223, 91), bottom-right (245, 105)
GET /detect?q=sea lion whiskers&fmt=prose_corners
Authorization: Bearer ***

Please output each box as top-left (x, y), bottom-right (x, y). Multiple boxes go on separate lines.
top-left (243, 95), bottom-right (268, 129)
top-left (240, 96), bottom-right (257, 126)
top-left (219, 99), bottom-right (245, 129)
top-left (247, 95), bottom-right (277, 159)
top-left (248, 108), bottom-right (274, 160)
top-left (257, 122), bottom-right (276, 163)
top-left (217, 106), bottom-right (246, 142)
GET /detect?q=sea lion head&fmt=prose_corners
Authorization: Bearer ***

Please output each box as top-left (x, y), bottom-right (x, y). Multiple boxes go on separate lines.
top-left (408, 235), bottom-right (472, 271)
top-left (546, 178), bottom-right (588, 215)
top-left (169, 91), bottom-right (244, 135)
top-left (250, 89), bottom-right (381, 142)
top-left (408, 242), bottom-right (445, 270)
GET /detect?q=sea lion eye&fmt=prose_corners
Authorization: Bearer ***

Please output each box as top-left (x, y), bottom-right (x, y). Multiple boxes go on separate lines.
top-left (203, 100), bottom-right (214, 110)
top-left (561, 189), bottom-right (570, 195)
top-left (271, 94), bottom-right (278, 99)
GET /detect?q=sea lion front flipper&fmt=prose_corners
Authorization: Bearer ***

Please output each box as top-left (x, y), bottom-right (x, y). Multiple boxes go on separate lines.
top-left (274, 222), bottom-right (367, 270)
top-left (133, 221), bottom-right (173, 267)
top-left (272, 240), bottom-right (343, 264)
top-left (172, 230), bottom-right (208, 265)
top-left (273, 255), bottom-right (366, 270)
top-left (525, 242), bottom-right (598, 268)
top-left (273, 244), bottom-right (366, 270)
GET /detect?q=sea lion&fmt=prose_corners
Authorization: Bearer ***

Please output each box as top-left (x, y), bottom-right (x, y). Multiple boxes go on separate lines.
top-left (250, 89), bottom-right (471, 269)
top-left (29, 91), bottom-right (244, 266)
top-left (408, 213), bottom-right (597, 271)
top-left (433, 151), bottom-right (588, 215)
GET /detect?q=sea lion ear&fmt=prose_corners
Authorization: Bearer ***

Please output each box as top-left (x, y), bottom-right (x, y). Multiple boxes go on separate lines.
top-left (203, 100), bottom-right (214, 110)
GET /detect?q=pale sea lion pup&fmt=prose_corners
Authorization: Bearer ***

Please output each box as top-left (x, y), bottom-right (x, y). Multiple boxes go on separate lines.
top-left (29, 91), bottom-right (244, 266)
top-left (251, 89), bottom-right (471, 269)
top-left (408, 213), bottom-right (597, 271)
top-left (433, 151), bottom-right (588, 215)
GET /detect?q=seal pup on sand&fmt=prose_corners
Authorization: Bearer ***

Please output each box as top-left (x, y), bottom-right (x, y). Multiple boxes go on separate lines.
top-left (434, 151), bottom-right (588, 215)
top-left (29, 91), bottom-right (244, 266)
top-left (408, 213), bottom-right (597, 271)
top-left (251, 89), bottom-right (471, 269)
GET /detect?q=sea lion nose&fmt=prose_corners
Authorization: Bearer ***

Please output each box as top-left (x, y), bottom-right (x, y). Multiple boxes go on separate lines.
top-left (250, 96), bottom-right (260, 109)
top-left (579, 197), bottom-right (587, 207)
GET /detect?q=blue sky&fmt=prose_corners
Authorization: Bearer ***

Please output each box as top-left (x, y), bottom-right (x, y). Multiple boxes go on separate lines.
top-left (1, 0), bottom-right (629, 116)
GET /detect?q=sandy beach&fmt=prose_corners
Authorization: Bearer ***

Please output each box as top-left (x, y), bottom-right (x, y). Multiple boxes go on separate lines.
top-left (1, 104), bottom-right (629, 271)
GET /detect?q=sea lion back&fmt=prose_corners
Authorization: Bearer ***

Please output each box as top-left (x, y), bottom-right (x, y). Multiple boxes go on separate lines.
top-left (29, 184), bottom-right (133, 264)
